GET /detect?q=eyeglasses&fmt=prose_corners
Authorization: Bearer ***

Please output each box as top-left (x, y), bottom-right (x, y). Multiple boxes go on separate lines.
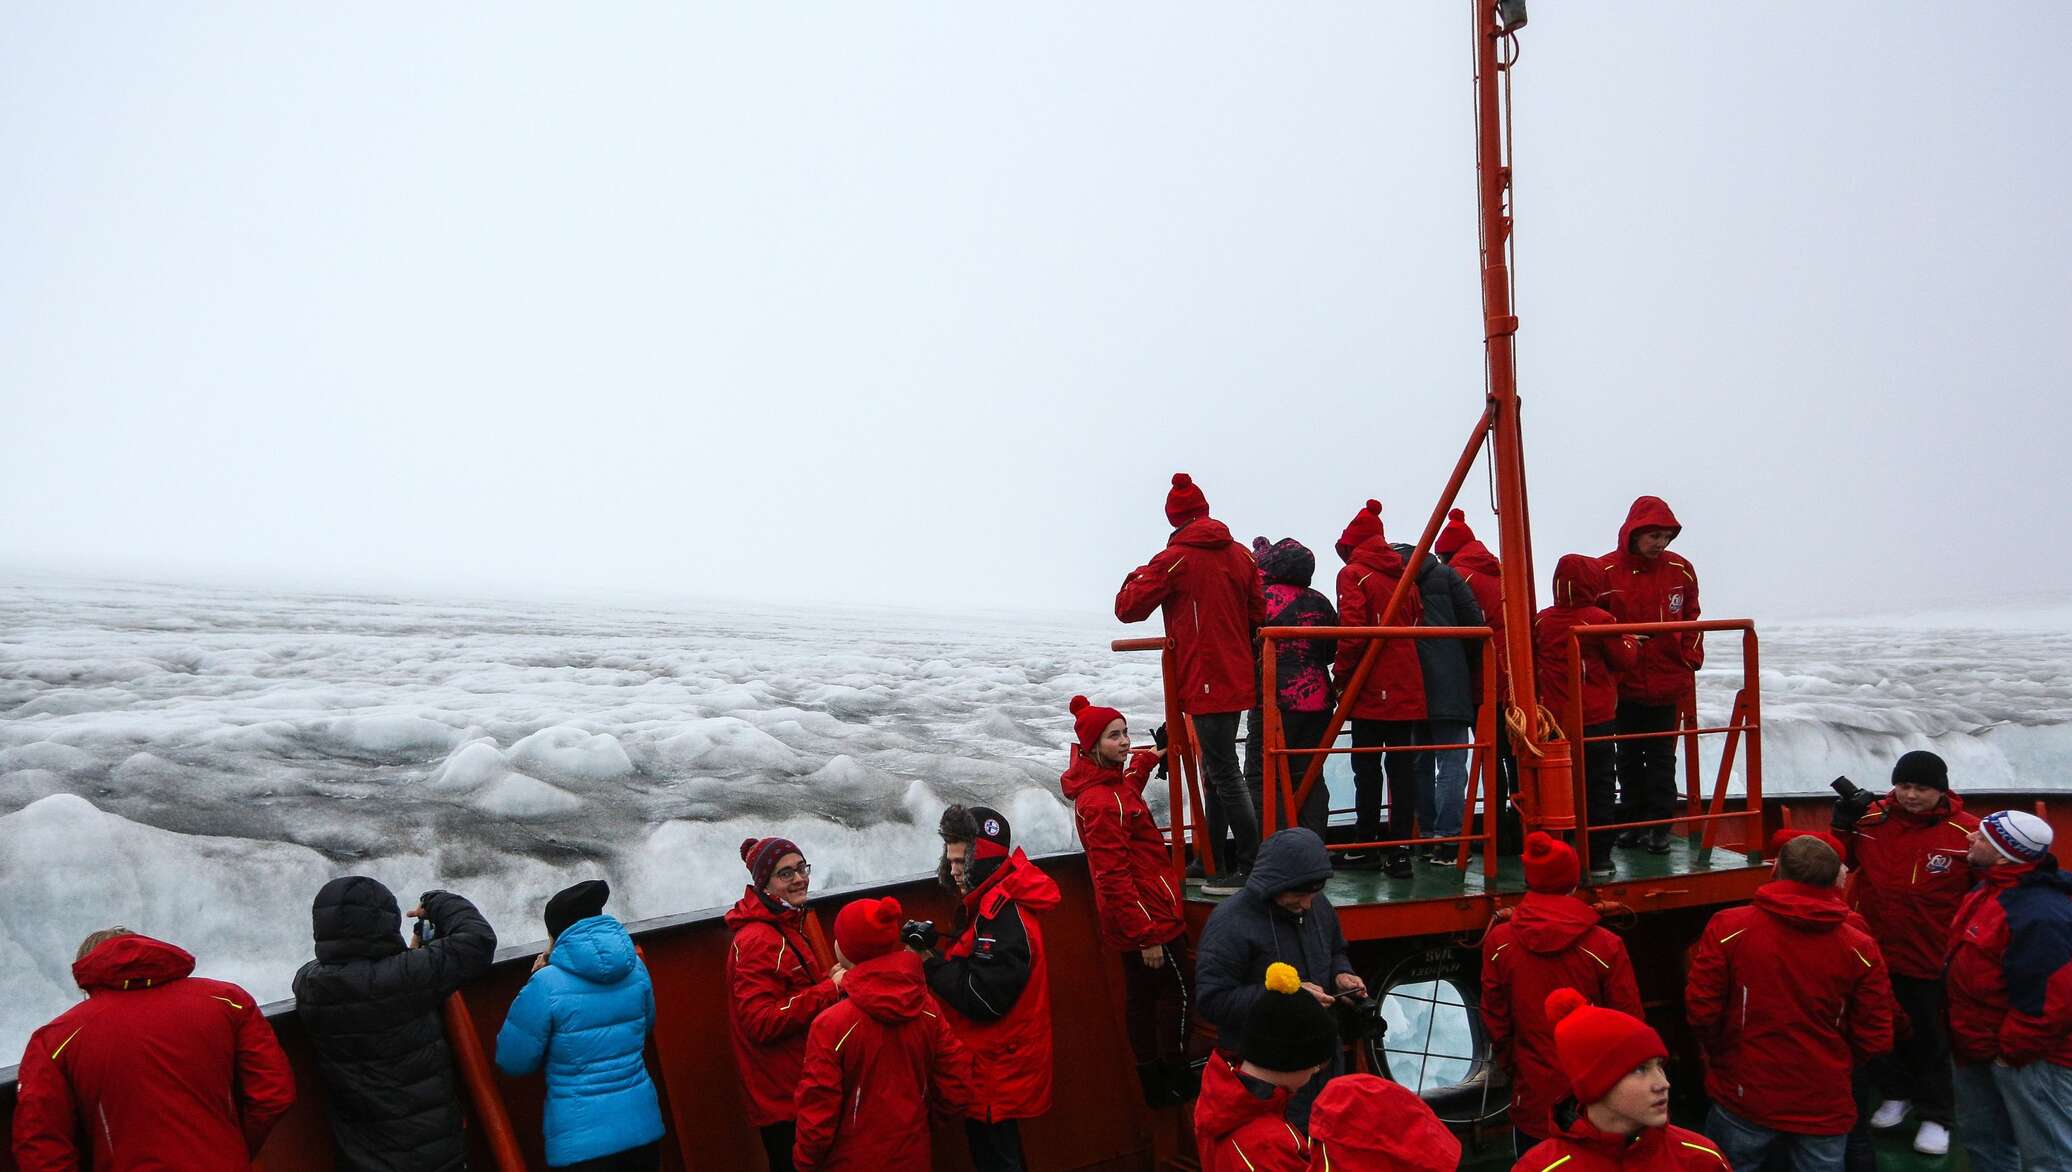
top-left (774, 862), bottom-right (812, 882)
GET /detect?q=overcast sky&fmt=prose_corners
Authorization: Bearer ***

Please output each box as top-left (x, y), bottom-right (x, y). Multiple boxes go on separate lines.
top-left (4, 3), bottom-right (2066, 623)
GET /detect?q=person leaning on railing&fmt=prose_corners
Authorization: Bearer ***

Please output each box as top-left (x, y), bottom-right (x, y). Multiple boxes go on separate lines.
top-left (1534, 556), bottom-right (1640, 877)
top-left (1330, 499), bottom-right (1428, 879)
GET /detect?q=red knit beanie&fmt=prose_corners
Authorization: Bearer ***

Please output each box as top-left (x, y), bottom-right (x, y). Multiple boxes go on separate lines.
top-left (1336, 499), bottom-right (1385, 561)
top-left (740, 836), bottom-right (803, 891)
top-left (1767, 827), bottom-right (1846, 858)
top-left (1546, 989), bottom-right (1668, 1106)
top-left (1436, 508), bottom-right (1476, 557)
top-left (1070, 695), bottom-right (1126, 753)
top-left (834, 896), bottom-right (905, 964)
top-left (1523, 831), bottom-right (1580, 893)
top-left (1166, 472), bottom-right (1209, 528)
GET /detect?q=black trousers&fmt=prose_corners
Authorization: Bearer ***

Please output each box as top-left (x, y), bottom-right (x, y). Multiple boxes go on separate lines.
top-left (965, 1118), bottom-right (1027, 1172)
top-left (1582, 721), bottom-right (1619, 865)
top-left (1246, 707), bottom-right (1332, 838)
top-left (1350, 719), bottom-right (1422, 846)
top-left (1123, 937), bottom-right (1190, 1066)
top-left (1878, 974), bottom-right (1955, 1125)
top-left (553, 1142), bottom-right (661, 1172)
top-left (1613, 701), bottom-right (1680, 824)
top-left (1194, 711), bottom-right (1258, 873)
top-left (758, 1123), bottom-right (796, 1172)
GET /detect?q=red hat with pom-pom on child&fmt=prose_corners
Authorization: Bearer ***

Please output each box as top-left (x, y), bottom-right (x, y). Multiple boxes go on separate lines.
top-left (1336, 499), bottom-right (1385, 561)
top-left (1436, 508), bottom-right (1476, 557)
top-left (1070, 695), bottom-right (1125, 753)
top-left (1545, 988), bottom-right (1668, 1106)
top-left (1523, 831), bottom-right (1581, 893)
top-left (834, 896), bottom-right (906, 964)
top-left (1166, 473), bottom-right (1210, 528)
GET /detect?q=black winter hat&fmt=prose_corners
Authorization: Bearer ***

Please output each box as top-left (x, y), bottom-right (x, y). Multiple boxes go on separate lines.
top-left (545, 879), bottom-right (610, 940)
top-left (1891, 750), bottom-right (1949, 793)
top-left (1239, 962), bottom-right (1340, 1073)
top-left (967, 806), bottom-right (1013, 890)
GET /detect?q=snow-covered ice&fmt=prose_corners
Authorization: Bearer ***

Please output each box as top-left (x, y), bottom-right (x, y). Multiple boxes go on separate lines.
top-left (1, 576), bottom-right (2067, 1063)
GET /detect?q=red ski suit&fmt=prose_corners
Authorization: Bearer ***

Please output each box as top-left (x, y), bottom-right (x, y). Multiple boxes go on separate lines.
top-left (1450, 539), bottom-right (1508, 703)
top-left (724, 887), bottom-right (841, 1127)
top-left (1598, 498), bottom-right (1702, 707)
top-left (1064, 748), bottom-right (1186, 952)
top-left (1944, 859), bottom-right (2072, 1068)
top-left (1193, 1052), bottom-right (1310, 1172)
top-left (1686, 881), bottom-right (1895, 1134)
top-left (1481, 891), bottom-right (1645, 1140)
top-left (1513, 1119), bottom-right (1730, 1172)
top-left (12, 934), bottom-right (296, 1172)
top-left (936, 850), bottom-right (1060, 1121)
top-left (1840, 792), bottom-right (1980, 979)
top-left (1535, 556), bottom-right (1641, 736)
top-left (1116, 516), bottom-right (1268, 715)
top-left (1332, 538), bottom-right (1428, 721)
top-left (792, 949), bottom-right (976, 1172)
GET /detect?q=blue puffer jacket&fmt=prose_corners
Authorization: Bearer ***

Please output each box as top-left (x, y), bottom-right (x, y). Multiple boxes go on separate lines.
top-left (495, 915), bottom-right (665, 1167)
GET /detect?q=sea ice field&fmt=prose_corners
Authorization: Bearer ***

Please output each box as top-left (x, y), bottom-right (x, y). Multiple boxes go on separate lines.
top-left (1, 576), bottom-right (2067, 1066)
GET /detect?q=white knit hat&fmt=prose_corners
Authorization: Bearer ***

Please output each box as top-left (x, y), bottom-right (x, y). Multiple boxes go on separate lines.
top-left (1980, 810), bottom-right (2054, 864)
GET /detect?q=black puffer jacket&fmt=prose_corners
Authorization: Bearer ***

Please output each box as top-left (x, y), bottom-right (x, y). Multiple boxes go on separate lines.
top-left (1393, 543), bottom-right (1487, 723)
top-left (293, 878), bottom-right (497, 1172)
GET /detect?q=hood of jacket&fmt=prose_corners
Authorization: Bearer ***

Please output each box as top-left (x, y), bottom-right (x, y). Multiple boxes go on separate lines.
top-left (722, 885), bottom-right (804, 932)
top-left (1345, 536), bottom-right (1407, 578)
top-left (1450, 539), bottom-right (1502, 580)
top-left (1551, 554), bottom-right (1610, 609)
top-left (311, 874), bottom-right (407, 964)
top-left (1171, 516), bottom-right (1237, 550)
top-left (1193, 1054), bottom-right (1291, 1149)
top-left (2019, 856), bottom-right (2072, 896)
top-left (967, 849), bottom-right (1063, 915)
top-left (1246, 828), bottom-right (1335, 898)
top-left (73, 933), bottom-right (196, 993)
top-left (1511, 890), bottom-right (1602, 954)
top-left (549, 914), bottom-right (639, 985)
top-left (1059, 752), bottom-right (1127, 802)
top-left (1754, 880), bottom-right (1851, 931)
top-left (1308, 1075), bottom-right (1462, 1172)
top-left (1255, 538), bottom-right (1316, 588)
top-left (842, 949), bottom-right (929, 1024)
top-left (1618, 496), bottom-right (1683, 554)
top-left (1878, 789), bottom-right (1966, 827)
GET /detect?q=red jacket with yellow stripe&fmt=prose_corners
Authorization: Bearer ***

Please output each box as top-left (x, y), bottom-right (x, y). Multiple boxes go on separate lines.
top-left (1116, 517), bottom-right (1268, 716)
top-left (1481, 892), bottom-right (1644, 1141)
top-left (1193, 1052), bottom-right (1310, 1172)
top-left (1598, 497), bottom-right (1701, 707)
top-left (1841, 791), bottom-right (1981, 979)
top-left (1685, 881), bottom-right (1895, 1135)
top-left (1063, 748), bottom-right (1187, 952)
top-left (724, 888), bottom-right (841, 1127)
top-left (1512, 1119), bottom-right (1729, 1172)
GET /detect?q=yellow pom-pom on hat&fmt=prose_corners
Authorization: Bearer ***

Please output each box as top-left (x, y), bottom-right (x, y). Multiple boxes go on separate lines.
top-left (1264, 962), bottom-right (1301, 995)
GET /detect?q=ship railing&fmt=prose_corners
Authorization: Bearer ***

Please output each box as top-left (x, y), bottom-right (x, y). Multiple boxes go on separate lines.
top-left (1563, 619), bottom-right (1763, 873)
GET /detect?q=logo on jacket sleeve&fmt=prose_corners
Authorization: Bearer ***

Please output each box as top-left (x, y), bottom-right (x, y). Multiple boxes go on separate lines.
top-left (1926, 852), bottom-right (1955, 875)
top-left (1668, 591), bottom-right (1685, 615)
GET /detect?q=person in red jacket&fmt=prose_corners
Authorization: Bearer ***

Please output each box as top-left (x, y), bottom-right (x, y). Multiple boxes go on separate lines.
top-left (1332, 499), bottom-right (1427, 878)
top-left (1535, 556), bottom-right (1641, 874)
top-left (792, 896), bottom-right (976, 1172)
top-left (1827, 750), bottom-right (1979, 1154)
top-left (725, 835), bottom-right (844, 1172)
top-left (1194, 962), bottom-right (1338, 1172)
top-left (1598, 496), bottom-right (1701, 856)
top-left (13, 928), bottom-right (296, 1171)
top-left (1483, 832), bottom-right (1644, 1153)
top-left (1439, 511), bottom-right (1514, 797)
top-left (1061, 694), bottom-right (1193, 1108)
top-left (1116, 472), bottom-right (1269, 890)
top-left (1943, 810), bottom-right (2072, 1172)
top-left (920, 807), bottom-right (1060, 1172)
top-left (1513, 991), bottom-right (1729, 1172)
top-left (1686, 836), bottom-right (1895, 1172)
top-left (1305, 1074), bottom-right (1461, 1172)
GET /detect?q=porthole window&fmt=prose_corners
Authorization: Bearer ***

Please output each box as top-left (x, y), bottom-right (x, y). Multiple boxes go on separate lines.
top-left (1381, 978), bottom-right (1476, 1094)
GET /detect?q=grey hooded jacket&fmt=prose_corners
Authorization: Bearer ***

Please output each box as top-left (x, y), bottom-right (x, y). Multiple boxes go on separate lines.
top-left (1195, 829), bottom-right (1354, 1051)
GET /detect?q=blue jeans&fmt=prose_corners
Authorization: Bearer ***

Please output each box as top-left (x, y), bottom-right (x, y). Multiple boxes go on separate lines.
top-left (1994, 1060), bottom-right (2072, 1172)
top-left (1416, 720), bottom-right (1471, 839)
top-left (1953, 1062), bottom-right (2021, 1172)
top-left (1704, 1105), bottom-right (1846, 1172)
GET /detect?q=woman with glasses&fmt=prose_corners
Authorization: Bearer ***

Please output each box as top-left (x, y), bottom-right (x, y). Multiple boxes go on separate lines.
top-left (725, 837), bottom-right (845, 1171)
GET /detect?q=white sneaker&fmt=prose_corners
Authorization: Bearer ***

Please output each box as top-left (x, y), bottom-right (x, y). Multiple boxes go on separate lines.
top-left (1913, 1121), bottom-right (1950, 1156)
top-left (1868, 1099), bottom-right (1911, 1130)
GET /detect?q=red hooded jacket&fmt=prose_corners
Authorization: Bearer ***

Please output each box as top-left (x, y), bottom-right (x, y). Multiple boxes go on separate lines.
top-left (724, 887), bottom-right (841, 1127)
top-left (1304, 1074), bottom-right (1461, 1172)
top-left (1064, 748), bottom-right (1186, 952)
top-left (792, 950), bottom-right (976, 1172)
top-left (933, 850), bottom-right (1060, 1121)
top-left (12, 935), bottom-right (296, 1172)
top-left (1513, 1119), bottom-right (1729, 1172)
top-left (1481, 892), bottom-right (1645, 1140)
top-left (1450, 539), bottom-right (1508, 703)
top-left (1944, 858), bottom-right (2072, 1068)
top-left (1535, 556), bottom-right (1641, 735)
top-left (1598, 498), bottom-right (1702, 707)
top-left (1116, 517), bottom-right (1268, 715)
top-left (1686, 881), bottom-right (1895, 1134)
top-left (1193, 1052), bottom-right (1310, 1172)
top-left (1840, 792), bottom-right (1981, 979)
top-left (1333, 538), bottom-right (1428, 721)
